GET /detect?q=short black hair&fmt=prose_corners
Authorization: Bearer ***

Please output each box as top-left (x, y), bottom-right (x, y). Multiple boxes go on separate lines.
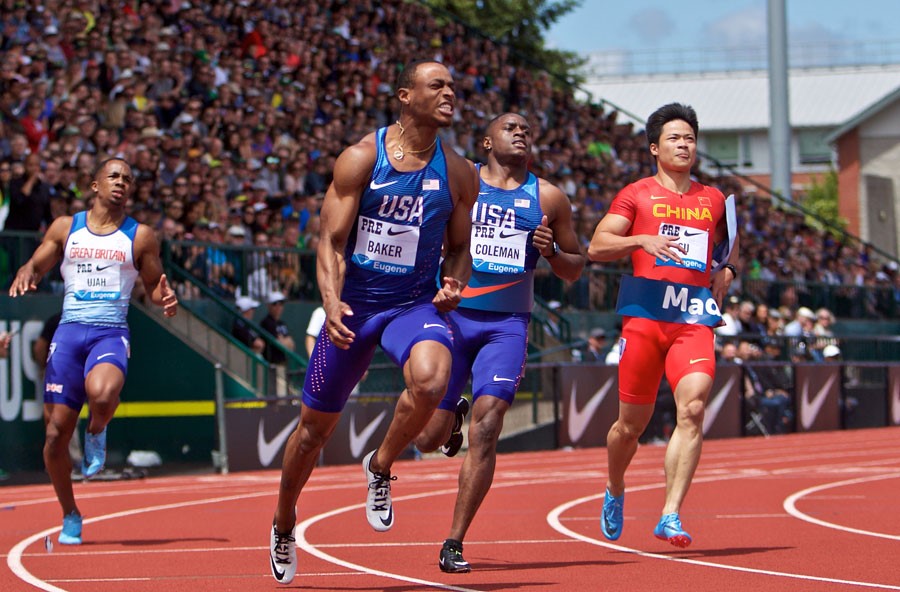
top-left (645, 103), bottom-right (698, 147)
top-left (485, 112), bottom-right (528, 136)
top-left (93, 158), bottom-right (130, 180)
top-left (396, 59), bottom-right (440, 92)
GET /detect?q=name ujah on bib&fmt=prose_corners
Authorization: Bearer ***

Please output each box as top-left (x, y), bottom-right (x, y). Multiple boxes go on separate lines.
top-left (68, 246), bottom-right (127, 300)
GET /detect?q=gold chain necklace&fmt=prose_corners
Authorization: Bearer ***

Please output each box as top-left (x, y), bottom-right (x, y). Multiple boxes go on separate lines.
top-left (393, 120), bottom-right (436, 161)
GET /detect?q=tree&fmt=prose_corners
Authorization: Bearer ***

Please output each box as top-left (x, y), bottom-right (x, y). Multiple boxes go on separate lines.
top-left (422, 0), bottom-right (586, 87)
top-left (802, 169), bottom-right (847, 233)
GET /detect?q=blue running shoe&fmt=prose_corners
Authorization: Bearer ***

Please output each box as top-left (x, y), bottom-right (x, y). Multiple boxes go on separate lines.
top-left (82, 427), bottom-right (107, 479)
top-left (653, 512), bottom-right (692, 548)
top-left (59, 511), bottom-right (82, 545)
top-left (600, 488), bottom-right (624, 541)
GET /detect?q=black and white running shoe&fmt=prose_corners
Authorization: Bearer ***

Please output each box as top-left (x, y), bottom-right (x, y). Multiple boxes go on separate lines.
top-left (363, 450), bottom-right (396, 531)
top-left (441, 397), bottom-right (470, 457)
top-left (439, 538), bottom-right (471, 573)
top-left (269, 521), bottom-right (297, 584)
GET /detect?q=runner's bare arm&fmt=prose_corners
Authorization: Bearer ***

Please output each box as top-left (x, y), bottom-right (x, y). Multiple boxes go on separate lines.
top-left (8, 216), bottom-right (71, 296)
top-left (317, 137), bottom-right (377, 347)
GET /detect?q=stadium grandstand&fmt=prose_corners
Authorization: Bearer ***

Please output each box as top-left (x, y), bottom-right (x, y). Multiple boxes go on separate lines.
top-left (1, 0), bottom-right (899, 479)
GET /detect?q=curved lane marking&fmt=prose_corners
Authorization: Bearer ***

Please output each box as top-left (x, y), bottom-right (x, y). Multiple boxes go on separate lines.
top-left (547, 473), bottom-right (900, 590)
top-left (783, 472), bottom-right (900, 541)
top-left (7, 490), bottom-right (275, 592)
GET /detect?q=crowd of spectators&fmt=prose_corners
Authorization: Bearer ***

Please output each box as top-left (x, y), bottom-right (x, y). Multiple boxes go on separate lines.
top-left (1, 0), bottom-right (898, 319)
top-left (714, 306), bottom-right (852, 436)
top-left (715, 295), bottom-right (841, 362)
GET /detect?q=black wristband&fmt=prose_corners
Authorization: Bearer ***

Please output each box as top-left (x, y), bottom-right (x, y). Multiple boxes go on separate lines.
top-left (546, 242), bottom-right (559, 259)
top-left (723, 263), bottom-right (737, 278)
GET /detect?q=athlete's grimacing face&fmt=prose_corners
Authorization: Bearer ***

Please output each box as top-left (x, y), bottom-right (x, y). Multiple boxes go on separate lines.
top-left (404, 62), bottom-right (456, 127)
top-left (650, 119), bottom-right (697, 173)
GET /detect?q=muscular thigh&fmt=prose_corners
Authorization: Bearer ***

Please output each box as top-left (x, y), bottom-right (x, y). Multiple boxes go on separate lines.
top-left (664, 324), bottom-right (716, 391)
top-left (44, 323), bottom-right (131, 411)
top-left (302, 311), bottom-right (381, 413)
top-left (84, 326), bottom-right (131, 377)
top-left (437, 310), bottom-right (527, 411)
top-left (381, 301), bottom-right (453, 368)
top-left (469, 311), bottom-right (528, 406)
top-left (617, 317), bottom-right (667, 405)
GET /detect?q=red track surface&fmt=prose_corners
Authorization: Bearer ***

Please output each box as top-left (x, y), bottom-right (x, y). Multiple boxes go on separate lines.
top-left (3, 427), bottom-right (900, 591)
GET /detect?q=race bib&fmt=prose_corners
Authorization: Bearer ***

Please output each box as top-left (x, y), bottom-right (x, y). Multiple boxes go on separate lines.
top-left (655, 222), bottom-right (709, 272)
top-left (470, 224), bottom-right (528, 274)
top-left (73, 261), bottom-right (122, 301)
top-left (351, 215), bottom-right (419, 275)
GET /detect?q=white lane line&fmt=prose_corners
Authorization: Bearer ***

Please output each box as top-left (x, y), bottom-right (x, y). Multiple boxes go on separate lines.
top-left (713, 513), bottom-right (788, 519)
top-left (296, 485), bottom-right (483, 592)
top-left (47, 572), bottom-right (361, 583)
top-left (5, 538), bottom-right (578, 560)
top-left (547, 474), bottom-right (900, 590)
top-left (295, 475), bottom-right (578, 592)
top-left (6, 490), bottom-right (275, 592)
top-left (783, 472), bottom-right (900, 541)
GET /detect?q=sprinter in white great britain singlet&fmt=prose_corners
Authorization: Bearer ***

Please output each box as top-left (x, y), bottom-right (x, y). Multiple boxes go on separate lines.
top-left (59, 210), bottom-right (140, 327)
top-left (8, 158), bottom-right (178, 546)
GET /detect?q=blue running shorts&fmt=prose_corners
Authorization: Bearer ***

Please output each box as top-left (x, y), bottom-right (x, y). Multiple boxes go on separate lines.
top-left (44, 323), bottom-right (130, 411)
top-left (438, 308), bottom-right (529, 412)
top-left (303, 301), bottom-right (454, 413)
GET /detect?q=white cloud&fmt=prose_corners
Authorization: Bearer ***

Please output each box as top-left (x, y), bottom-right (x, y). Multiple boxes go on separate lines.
top-left (701, 5), bottom-right (767, 48)
top-left (626, 8), bottom-right (676, 46)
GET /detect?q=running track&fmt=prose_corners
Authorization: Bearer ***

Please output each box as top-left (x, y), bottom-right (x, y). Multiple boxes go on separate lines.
top-left (3, 427), bottom-right (899, 591)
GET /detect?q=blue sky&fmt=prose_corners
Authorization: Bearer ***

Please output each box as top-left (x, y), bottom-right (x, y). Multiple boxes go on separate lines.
top-left (547, 1), bottom-right (899, 56)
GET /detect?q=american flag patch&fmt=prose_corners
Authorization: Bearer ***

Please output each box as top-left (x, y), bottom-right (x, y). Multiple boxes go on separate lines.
top-left (514, 198), bottom-right (530, 208)
top-left (698, 196), bottom-right (712, 206)
top-left (422, 179), bottom-right (440, 191)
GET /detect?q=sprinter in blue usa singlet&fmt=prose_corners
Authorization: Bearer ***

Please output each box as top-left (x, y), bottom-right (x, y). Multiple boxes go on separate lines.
top-left (412, 113), bottom-right (585, 573)
top-left (271, 62), bottom-right (480, 574)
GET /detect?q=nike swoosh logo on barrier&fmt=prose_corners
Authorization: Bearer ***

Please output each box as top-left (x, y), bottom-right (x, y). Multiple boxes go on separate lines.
top-left (461, 280), bottom-right (522, 299)
top-left (568, 377), bottom-right (615, 443)
top-left (349, 410), bottom-right (387, 459)
top-left (493, 375), bottom-right (515, 383)
top-left (891, 374), bottom-right (900, 424)
top-left (370, 180), bottom-right (397, 190)
top-left (257, 416), bottom-right (300, 467)
top-left (702, 375), bottom-right (736, 435)
top-left (270, 556), bottom-right (286, 580)
top-left (799, 373), bottom-right (839, 430)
